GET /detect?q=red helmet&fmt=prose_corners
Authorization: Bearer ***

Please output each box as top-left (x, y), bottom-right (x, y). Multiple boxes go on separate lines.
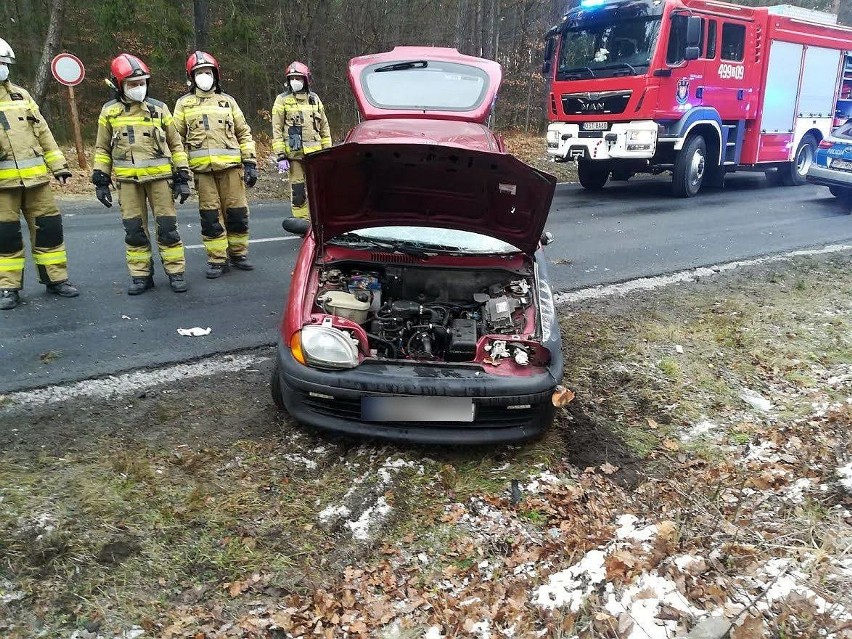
top-left (110, 53), bottom-right (150, 89)
top-left (285, 61), bottom-right (312, 88)
top-left (186, 50), bottom-right (220, 87)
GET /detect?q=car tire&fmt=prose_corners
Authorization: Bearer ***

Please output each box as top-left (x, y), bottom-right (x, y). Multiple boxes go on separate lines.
top-left (577, 160), bottom-right (609, 191)
top-left (271, 363), bottom-right (286, 411)
top-left (780, 134), bottom-right (817, 187)
top-left (672, 134), bottom-right (707, 198)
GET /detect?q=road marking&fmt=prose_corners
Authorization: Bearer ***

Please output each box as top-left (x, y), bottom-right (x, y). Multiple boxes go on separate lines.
top-left (555, 243), bottom-right (852, 305)
top-left (0, 352), bottom-right (271, 411)
top-left (184, 236), bottom-right (300, 250)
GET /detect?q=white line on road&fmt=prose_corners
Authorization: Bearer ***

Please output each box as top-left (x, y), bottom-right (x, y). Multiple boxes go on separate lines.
top-left (1, 353), bottom-right (271, 411)
top-left (184, 236), bottom-right (300, 250)
top-left (555, 243), bottom-right (852, 305)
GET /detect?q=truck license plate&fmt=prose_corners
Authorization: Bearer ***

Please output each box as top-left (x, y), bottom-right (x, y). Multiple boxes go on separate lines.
top-left (582, 121), bottom-right (608, 131)
top-left (831, 158), bottom-right (852, 172)
top-left (362, 396), bottom-right (475, 422)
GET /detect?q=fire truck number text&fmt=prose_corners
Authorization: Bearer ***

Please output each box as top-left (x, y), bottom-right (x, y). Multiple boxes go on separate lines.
top-left (717, 63), bottom-right (744, 80)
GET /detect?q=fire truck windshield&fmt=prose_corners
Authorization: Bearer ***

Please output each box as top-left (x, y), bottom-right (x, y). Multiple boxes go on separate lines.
top-left (558, 16), bottom-right (662, 80)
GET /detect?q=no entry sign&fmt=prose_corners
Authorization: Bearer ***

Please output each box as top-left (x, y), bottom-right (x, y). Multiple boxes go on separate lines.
top-left (51, 53), bottom-right (85, 87)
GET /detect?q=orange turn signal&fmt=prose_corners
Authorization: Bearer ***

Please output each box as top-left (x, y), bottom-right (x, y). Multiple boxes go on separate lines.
top-left (290, 331), bottom-right (306, 365)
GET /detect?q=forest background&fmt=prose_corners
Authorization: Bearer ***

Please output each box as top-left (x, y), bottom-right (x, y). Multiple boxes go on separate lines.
top-left (3, 0), bottom-right (851, 147)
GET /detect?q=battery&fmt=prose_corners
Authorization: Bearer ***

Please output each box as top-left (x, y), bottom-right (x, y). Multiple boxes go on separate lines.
top-left (448, 318), bottom-right (478, 361)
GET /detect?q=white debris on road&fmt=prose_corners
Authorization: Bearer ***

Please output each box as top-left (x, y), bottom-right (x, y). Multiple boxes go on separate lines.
top-left (177, 326), bottom-right (212, 337)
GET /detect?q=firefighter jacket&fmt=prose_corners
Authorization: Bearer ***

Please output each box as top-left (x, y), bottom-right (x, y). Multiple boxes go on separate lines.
top-left (173, 89), bottom-right (256, 173)
top-left (0, 81), bottom-right (68, 190)
top-left (93, 97), bottom-right (189, 183)
top-left (271, 91), bottom-right (331, 160)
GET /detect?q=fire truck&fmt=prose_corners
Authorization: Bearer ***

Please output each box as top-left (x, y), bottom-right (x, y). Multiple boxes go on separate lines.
top-left (543, 0), bottom-right (852, 197)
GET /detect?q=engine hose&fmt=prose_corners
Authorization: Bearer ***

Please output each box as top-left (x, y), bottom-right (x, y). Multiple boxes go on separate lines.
top-left (367, 333), bottom-right (398, 358)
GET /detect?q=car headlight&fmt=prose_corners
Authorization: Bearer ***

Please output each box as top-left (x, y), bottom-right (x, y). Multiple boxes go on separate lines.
top-left (293, 324), bottom-right (359, 369)
top-left (627, 130), bottom-right (655, 144)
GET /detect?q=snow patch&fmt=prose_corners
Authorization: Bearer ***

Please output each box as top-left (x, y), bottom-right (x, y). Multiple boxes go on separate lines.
top-left (681, 420), bottom-right (717, 442)
top-left (604, 573), bottom-right (705, 639)
top-left (740, 389), bottom-right (772, 412)
top-left (532, 549), bottom-right (607, 611)
top-left (838, 462), bottom-right (852, 493)
top-left (615, 514), bottom-right (658, 543)
top-left (346, 496), bottom-right (392, 541)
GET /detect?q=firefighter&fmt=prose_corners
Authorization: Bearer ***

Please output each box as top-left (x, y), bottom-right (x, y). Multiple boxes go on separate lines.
top-left (272, 61), bottom-right (331, 221)
top-left (92, 53), bottom-right (190, 295)
top-left (174, 51), bottom-right (257, 279)
top-left (0, 37), bottom-right (78, 310)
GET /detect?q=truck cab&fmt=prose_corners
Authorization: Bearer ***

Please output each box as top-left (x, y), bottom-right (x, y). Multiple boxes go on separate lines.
top-left (544, 0), bottom-right (850, 197)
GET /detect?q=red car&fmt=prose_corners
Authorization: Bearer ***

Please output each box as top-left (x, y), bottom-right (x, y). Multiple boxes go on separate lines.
top-left (272, 47), bottom-right (562, 444)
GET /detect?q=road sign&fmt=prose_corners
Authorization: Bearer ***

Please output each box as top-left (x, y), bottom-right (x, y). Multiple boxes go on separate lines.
top-left (51, 53), bottom-right (85, 87)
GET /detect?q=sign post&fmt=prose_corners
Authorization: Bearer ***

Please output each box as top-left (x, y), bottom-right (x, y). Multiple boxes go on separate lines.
top-left (50, 53), bottom-right (86, 171)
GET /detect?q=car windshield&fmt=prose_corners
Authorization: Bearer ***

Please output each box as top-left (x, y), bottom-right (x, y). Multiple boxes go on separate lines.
top-left (558, 16), bottom-right (662, 79)
top-left (361, 60), bottom-right (490, 111)
top-left (327, 226), bottom-right (521, 254)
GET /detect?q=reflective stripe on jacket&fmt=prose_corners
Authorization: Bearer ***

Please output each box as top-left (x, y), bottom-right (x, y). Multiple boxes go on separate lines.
top-left (173, 90), bottom-right (256, 173)
top-left (271, 91), bottom-right (332, 160)
top-left (0, 81), bottom-right (68, 189)
top-left (93, 97), bottom-right (188, 183)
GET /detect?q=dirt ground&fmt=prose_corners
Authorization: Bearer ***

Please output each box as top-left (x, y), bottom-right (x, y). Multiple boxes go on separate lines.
top-left (2, 250), bottom-right (851, 638)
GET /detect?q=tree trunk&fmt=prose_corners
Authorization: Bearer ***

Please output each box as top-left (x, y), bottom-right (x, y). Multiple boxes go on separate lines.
top-left (32, 0), bottom-right (65, 105)
top-left (838, 0), bottom-right (852, 26)
top-left (194, 0), bottom-right (210, 50)
top-left (454, 0), bottom-right (467, 51)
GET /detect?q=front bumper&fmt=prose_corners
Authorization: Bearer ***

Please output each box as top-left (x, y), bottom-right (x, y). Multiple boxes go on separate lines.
top-left (274, 343), bottom-right (560, 445)
top-left (806, 164), bottom-right (852, 189)
top-left (546, 121), bottom-right (658, 162)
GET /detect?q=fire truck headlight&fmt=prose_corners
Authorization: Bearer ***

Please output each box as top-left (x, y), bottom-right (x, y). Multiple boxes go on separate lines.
top-left (627, 130), bottom-right (655, 144)
top-left (547, 129), bottom-right (560, 144)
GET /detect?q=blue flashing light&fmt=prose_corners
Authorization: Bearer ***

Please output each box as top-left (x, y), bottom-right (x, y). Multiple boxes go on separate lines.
top-left (581, 0), bottom-right (607, 7)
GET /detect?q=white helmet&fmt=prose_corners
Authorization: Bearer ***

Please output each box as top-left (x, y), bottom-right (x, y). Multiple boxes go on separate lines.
top-left (0, 39), bottom-right (16, 65)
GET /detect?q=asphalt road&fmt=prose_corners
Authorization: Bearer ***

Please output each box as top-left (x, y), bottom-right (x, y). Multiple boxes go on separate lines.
top-left (2, 174), bottom-right (851, 393)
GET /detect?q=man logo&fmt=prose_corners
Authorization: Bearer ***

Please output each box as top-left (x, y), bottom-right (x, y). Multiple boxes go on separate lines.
top-left (676, 78), bottom-right (690, 105)
top-left (580, 101), bottom-right (606, 112)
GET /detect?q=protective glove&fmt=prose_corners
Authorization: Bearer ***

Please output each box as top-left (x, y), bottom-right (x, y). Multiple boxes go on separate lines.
top-left (243, 162), bottom-right (258, 187)
top-left (277, 159), bottom-right (290, 173)
top-left (91, 169), bottom-right (112, 208)
top-left (55, 170), bottom-right (72, 185)
top-left (172, 169), bottom-right (191, 204)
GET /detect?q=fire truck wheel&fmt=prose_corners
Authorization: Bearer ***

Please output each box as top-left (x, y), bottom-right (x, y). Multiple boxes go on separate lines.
top-left (578, 160), bottom-right (609, 191)
top-left (672, 135), bottom-right (706, 198)
top-left (781, 134), bottom-right (817, 187)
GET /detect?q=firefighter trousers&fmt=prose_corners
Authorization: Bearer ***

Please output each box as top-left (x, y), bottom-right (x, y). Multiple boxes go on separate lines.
top-left (195, 167), bottom-right (249, 264)
top-left (289, 159), bottom-right (309, 220)
top-left (0, 184), bottom-right (69, 290)
top-left (118, 180), bottom-right (185, 278)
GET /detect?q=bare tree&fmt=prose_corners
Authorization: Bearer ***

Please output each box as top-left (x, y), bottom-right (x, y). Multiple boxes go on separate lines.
top-left (32, 0), bottom-right (64, 104)
top-left (839, 0), bottom-right (852, 25)
top-left (194, 0), bottom-right (209, 50)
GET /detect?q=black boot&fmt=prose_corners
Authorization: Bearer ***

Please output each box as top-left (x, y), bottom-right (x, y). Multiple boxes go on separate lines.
top-left (0, 289), bottom-right (20, 310)
top-left (46, 281), bottom-right (79, 297)
top-left (205, 261), bottom-right (229, 279)
top-left (168, 273), bottom-right (188, 293)
top-left (229, 255), bottom-right (254, 271)
top-left (127, 276), bottom-right (154, 296)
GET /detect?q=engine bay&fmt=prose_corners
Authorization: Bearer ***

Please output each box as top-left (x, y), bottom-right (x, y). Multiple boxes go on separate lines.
top-left (314, 263), bottom-right (538, 363)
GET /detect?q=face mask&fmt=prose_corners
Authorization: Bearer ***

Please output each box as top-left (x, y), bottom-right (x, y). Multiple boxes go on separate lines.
top-left (124, 83), bottom-right (147, 103)
top-left (0, 65), bottom-right (8, 82)
top-left (195, 72), bottom-right (215, 92)
top-left (289, 78), bottom-right (305, 93)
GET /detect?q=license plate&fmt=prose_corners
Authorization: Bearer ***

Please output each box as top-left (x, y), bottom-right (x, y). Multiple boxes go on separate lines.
top-left (582, 121), bottom-right (608, 131)
top-left (361, 396), bottom-right (475, 422)
top-left (831, 158), bottom-right (852, 172)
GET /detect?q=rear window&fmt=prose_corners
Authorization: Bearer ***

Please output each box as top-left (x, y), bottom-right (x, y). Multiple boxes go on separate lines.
top-left (361, 60), bottom-right (490, 112)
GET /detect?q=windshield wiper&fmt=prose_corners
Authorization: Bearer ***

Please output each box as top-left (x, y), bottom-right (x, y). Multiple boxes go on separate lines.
top-left (327, 233), bottom-right (430, 256)
top-left (375, 60), bottom-right (428, 73)
top-left (562, 66), bottom-right (597, 79)
top-left (596, 62), bottom-right (640, 75)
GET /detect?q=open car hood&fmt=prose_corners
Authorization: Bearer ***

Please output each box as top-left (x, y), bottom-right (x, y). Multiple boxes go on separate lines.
top-left (305, 143), bottom-right (557, 255)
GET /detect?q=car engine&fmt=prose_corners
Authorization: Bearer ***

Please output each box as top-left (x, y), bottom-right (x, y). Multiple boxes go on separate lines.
top-left (314, 266), bottom-right (535, 362)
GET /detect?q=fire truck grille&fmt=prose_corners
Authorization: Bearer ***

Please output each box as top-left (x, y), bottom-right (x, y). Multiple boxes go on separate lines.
top-left (561, 91), bottom-right (632, 116)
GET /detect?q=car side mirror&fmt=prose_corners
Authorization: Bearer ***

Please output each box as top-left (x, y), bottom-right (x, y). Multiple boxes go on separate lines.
top-left (282, 217), bottom-right (310, 236)
top-left (684, 46), bottom-right (700, 61)
top-left (542, 33), bottom-right (556, 77)
top-left (541, 231), bottom-right (554, 246)
top-left (685, 16), bottom-right (702, 47)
